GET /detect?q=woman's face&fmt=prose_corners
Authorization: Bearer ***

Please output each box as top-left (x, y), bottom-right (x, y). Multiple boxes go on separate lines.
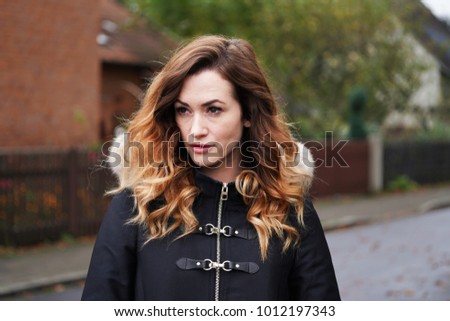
top-left (175, 69), bottom-right (250, 182)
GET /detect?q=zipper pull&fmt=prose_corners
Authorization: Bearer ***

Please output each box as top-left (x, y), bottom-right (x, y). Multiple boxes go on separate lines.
top-left (220, 183), bottom-right (228, 201)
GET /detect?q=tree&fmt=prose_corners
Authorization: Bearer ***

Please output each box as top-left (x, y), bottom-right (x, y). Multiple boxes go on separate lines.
top-left (124, 0), bottom-right (424, 138)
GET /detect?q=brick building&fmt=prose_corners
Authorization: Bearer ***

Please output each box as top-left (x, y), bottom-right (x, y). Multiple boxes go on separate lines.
top-left (0, 0), bottom-right (176, 149)
top-left (99, 0), bottom-right (177, 142)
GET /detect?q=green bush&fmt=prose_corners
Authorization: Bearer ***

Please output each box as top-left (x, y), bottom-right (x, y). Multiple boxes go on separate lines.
top-left (386, 175), bottom-right (418, 192)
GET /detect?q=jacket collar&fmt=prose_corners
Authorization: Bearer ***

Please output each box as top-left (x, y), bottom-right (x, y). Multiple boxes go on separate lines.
top-left (193, 168), bottom-right (241, 201)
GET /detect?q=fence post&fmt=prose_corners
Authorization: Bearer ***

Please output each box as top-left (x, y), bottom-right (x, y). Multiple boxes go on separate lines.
top-left (67, 149), bottom-right (80, 235)
top-left (368, 133), bottom-right (383, 193)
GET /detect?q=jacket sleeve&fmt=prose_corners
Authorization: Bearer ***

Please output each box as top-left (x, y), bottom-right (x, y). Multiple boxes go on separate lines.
top-left (289, 198), bottom-right (341, 300)
top-left (81, 190), bottom-right (138, 300)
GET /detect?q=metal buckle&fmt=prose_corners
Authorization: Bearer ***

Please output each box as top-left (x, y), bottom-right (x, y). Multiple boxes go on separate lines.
top-left (204, 223), bottom-right (216, 235)
top-left (204, 224), bottom-right (232, 236)
top-left (221, 260), bottom-right (232, 272)
top-left (202, 259), bottom-right (232, 272)
top-left (203, 259), bottom-right (214, 271)
top-left (221, 225), bottom-right (232, 237)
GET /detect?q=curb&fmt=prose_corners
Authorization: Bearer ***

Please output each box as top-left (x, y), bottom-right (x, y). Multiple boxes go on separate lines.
top-left (418, 197), bottom-right (450, 214)
top-left (322, 216), bottom-right (371, 232)
top-left (0, 270), bottom-right (87, 298)
top-left (322, 196), bottom-right (450, 232)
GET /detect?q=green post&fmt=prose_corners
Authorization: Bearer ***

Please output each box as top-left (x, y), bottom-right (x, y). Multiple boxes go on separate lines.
top-left (348, 87), bottom-right (368, 140)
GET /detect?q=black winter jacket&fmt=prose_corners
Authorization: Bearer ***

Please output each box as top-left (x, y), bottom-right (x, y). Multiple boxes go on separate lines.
top-left (81, 170), bottom-right (340, 300)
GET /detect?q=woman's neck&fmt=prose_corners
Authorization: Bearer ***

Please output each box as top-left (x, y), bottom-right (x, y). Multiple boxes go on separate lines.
top-left (197, 146), bottom-right (242, 183)
top-left (199, 165), bottom-right (240, 183)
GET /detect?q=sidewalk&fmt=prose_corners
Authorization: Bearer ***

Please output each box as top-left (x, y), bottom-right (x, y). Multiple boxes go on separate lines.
top-left (1, 183), bottom-right (450, 298)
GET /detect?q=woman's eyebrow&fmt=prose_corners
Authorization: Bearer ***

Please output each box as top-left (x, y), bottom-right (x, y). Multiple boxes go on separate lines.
top-left (175, 99), bottom-right (225, 107)
top-left (174, 99), bottom-right (189, 106)
top-left (201, 99), bottom-right (225, 106)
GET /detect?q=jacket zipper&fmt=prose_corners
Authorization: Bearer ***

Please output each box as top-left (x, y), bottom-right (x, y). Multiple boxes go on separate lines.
top-left (214, 182), bottom-right (228, 301)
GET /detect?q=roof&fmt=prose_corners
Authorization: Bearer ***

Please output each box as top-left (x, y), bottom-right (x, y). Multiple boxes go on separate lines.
top-left (421, 18), bottom-right (450, 75)
top-left (98, 0), bottom-right (178, 68)
top-left (396, 0), bottom-right (450, 76)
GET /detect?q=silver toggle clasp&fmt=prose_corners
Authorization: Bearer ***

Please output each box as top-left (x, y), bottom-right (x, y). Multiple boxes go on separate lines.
top-left (204, 224), bottom-right (233, 237)
top-left (203, 259), bottom-right (232, 272)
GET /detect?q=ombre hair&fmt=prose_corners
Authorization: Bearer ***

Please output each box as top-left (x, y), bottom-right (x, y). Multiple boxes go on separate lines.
top-left (113, 35), bottom-right (313, 260)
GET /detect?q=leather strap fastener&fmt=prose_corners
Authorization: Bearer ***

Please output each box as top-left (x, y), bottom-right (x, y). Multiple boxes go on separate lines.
top-left (196, 224), bottom-right (257, 239)
top-left (176, 257), bottom-right (259, 274)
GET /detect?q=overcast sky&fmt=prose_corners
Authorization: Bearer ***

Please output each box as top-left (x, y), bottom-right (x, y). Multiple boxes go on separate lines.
top-left (421, 0), bottom-right (450, 20)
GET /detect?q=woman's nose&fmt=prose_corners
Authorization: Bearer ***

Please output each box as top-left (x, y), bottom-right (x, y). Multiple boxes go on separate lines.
top-left (190, 115), bottom-right (208, 138)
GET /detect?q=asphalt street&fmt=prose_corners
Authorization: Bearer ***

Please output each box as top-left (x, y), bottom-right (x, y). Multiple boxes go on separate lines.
top-left (6, 207), bottom-right (450, 301)
top-left (327, 207), bottom-right (450, 300)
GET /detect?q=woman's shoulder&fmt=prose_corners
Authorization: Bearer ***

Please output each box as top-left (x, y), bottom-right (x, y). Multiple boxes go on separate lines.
top-left (287, 196), bottom-right (321, 234)
top-left (107, 189), bottom-right (164, 218)
top-left (302, 196), bottom-right (316, 214)
top-left (110, 188), bottom-right (134, 204)
top-left (301, 196), bottom-right (327, 238)
top-left (106, 188), bottom-right (136, 220)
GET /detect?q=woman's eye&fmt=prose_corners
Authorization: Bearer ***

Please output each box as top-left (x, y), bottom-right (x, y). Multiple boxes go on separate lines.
top-left (175, 106), bottom-right (189, 115)
top-left (208, 106), bottom-right (222, 114)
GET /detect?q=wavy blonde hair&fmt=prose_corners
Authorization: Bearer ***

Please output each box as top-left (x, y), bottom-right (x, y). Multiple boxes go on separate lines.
top-left (113, 35), bottom-right (313, 260)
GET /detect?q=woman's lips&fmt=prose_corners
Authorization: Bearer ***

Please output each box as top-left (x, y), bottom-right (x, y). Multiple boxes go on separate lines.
top-left (189, 144), bottom-right (214, 154)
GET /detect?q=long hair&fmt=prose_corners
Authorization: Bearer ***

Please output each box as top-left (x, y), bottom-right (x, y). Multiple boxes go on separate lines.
top-left (113, 35), bottom-right (313, 260)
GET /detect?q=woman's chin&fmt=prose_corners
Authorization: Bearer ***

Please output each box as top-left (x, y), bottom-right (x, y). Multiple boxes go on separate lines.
top-left (190, 156), bottom-right (224, 169)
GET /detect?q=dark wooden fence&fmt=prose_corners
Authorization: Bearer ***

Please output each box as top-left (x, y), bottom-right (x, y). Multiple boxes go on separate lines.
top-left (0, 149), bottom-right (115, 246)
top-left (383, 141), bottom-right (450, 186)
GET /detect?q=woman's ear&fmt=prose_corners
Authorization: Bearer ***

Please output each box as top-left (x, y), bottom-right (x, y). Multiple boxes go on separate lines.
top-left (243, 120), bottom-right (251, 128)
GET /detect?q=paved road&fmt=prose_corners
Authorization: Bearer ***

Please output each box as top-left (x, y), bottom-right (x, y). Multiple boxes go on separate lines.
top-left (6, 207), bottom-right (450, 301)
top-left (327, 207), bottom-right (450, 300)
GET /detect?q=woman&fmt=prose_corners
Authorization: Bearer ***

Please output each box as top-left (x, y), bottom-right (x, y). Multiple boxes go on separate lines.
top-left (82, 35), bottom-right (340, 301)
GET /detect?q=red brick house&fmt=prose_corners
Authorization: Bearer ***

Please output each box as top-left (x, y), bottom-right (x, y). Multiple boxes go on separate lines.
top-left (98, 0), bottom-right (177, 142)
top-left (0, 0), bottom-right (177, 149)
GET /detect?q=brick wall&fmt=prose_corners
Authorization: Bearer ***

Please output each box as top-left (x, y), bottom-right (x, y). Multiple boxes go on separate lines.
top-left (0, 0), bottom-right (100, 148)
top-left (307, 140), bottom-right (370, 197)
